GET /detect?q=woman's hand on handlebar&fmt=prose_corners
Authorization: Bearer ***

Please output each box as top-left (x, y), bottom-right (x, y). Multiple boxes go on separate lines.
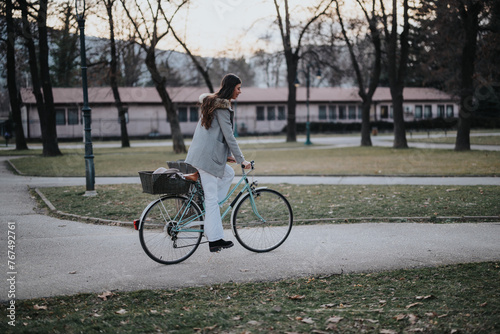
top-left (241, 160), bottom-right (252, 169)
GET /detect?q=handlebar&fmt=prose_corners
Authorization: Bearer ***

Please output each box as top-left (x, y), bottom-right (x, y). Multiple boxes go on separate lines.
top-left (241, 160), bottom-right (255, 173)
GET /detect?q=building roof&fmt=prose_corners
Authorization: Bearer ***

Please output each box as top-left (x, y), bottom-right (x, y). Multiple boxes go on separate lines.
top-left (20, 86), bottom-right (456, 105)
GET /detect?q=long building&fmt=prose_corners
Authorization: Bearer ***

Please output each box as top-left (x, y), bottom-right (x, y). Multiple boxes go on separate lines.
top-left (20, 86), bottom-right (459, 139)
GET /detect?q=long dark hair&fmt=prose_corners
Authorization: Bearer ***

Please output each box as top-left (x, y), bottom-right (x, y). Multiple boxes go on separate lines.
top-left (201, 74), bottom-right (241, 129)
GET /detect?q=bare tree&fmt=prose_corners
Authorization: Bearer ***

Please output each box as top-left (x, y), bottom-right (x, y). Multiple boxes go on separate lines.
top-left (4, 0), bottom-right (28, 150)
top-left (335, 0), bottom-right (382, 146)
top-left (162, 15), bottom-right (214, 93)
top-left (101, 0), bottom-right (130, 148)
top-left (120, 0), bottom-right (187, 153)
top-left (19, 0), bottom-right (62, 156)
top-left (380, 0), bottom-right (410, 149)
top-left (273, 0), bottom-right (334, 142)
top-left (454, 0), bottom-right (484, 151)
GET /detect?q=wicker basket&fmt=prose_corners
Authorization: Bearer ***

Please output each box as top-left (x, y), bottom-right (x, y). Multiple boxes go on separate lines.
top-left (138, 171), bottom-right (192, 195)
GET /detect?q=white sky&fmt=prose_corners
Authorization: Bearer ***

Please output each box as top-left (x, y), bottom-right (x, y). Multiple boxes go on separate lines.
top-left (63, 0), bottom-right (370, 58)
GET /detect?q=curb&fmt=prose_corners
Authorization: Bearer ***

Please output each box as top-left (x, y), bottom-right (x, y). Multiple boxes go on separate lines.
top-left (33, 188), bottom-right (134, 228)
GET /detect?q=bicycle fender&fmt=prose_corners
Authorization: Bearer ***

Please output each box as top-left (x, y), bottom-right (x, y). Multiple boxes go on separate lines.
top-left (138, 194), bottom-right (188, 229)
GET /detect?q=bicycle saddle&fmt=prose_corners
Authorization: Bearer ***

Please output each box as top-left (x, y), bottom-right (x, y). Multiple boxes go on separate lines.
top-left (184, 172), bottom-right (199, 182)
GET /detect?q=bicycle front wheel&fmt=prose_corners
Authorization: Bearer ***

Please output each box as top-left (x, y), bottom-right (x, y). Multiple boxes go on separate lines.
top-left (232, 188), bottom-right (293, 252)
top-left (139, 195), bottom-right (203, 265)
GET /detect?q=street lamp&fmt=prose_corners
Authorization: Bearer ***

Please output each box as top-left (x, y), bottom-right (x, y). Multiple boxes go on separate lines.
top-left (76, 0), bottom-right (96, 196)
top-left (295, 63), bottom-right (321, 145)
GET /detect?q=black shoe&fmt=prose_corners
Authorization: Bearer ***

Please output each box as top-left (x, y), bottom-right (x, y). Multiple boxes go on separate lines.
top-left (209, 239), bottom-right (234, 253)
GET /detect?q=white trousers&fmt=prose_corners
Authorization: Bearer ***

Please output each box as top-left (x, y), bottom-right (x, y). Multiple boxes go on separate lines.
top-left (198, 165), bottom-right (235, 241)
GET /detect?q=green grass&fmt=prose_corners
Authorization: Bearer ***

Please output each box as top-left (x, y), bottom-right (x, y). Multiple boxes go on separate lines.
top-left (3, 262), bottom-right (499, 333)
top-left (36, 184), bottom-right (500, 224)
top-left (409, 135), bottom-right (500, 146)
top-left (7, 146), bottom-right (500, 176)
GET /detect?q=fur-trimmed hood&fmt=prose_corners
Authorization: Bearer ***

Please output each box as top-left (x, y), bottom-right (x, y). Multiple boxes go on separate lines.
top-left (199, 93), bottom-right (232, 110)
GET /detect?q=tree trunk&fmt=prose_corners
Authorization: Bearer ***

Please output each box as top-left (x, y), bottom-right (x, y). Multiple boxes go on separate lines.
top-left (383, 0), bottom-right (409, 149)
top-left (6, 0), bottom-right (28, 150)
top-left (455, 1), bottom-right (482, 151)
top-left (19, 0), bottom-right (48, 148)
top-left (38, 0), bottom-right (62, 156)
top-left (106, 0), bottom-right (130, 148)
top-left (391, 88), bottom-right (408, 148)
top-left (145, 51), bottom-right (186, 153)
top-left (360, 99), bottom-right (372, 146)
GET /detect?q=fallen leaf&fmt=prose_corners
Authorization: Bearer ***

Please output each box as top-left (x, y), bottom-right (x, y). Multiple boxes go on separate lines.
top-left (289, 295), bottom-right (305, 300)
top-left (327, 316), bottom-right (343, 323)
top-left (425, 312), bottom-right (437, 318)
top-left (33, 305), bottom-right (47, 310)
top-left (98, 291), bottom-right (113, 301)
top-left (301, 317), bottom-right (315, 324)
top-left (406, 302), bottom-right (423, 309)
top-left (380, 330), bottom-right (398, 334)
top-left (92, 313), bottom-right (101, 317)
top-left (272, 305), bottom-right (282, 312)
top-left (408, 314), bottom-right (418, 324)
top-left (394, 314), bottom-right (406, 321)
top-left (232, 316), bottom-right (241, 321)
top-left (204, 325), bottom-right (217, 331)
top-left (407, 329), bottom-right (424, 332)
top-left (320, 303), bottom-right (336, 308)
top-left (479, 302), bottom-right (488, 307)
top-left (68, 271), bottom-right (77, 274)
top-left (115, 309), bottom-right (127, 315)
top-left (326, 323), bottom-right (338, 330)
top-left (363, 319), bottom-right (379, 324)
top-left (416, 295), bottom-right (434, 300)
top-left (247, 320), bottom-right (261, 326)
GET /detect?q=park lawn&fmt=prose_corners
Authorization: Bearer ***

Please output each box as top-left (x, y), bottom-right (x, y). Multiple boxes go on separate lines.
top-left (36, 184), bottom-right (500, 224)
top-left (8, 146), bottom-right (500, 176)
top-left (409, 135), bottom-right (500, 146)
top-left (4, 262), bottom-right (499, 333)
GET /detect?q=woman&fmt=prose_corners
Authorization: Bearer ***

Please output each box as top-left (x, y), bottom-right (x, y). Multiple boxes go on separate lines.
top-left (185, 74), bottom-right (251, 253)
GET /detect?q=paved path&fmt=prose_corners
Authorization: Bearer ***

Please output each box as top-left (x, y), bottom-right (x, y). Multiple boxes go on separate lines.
top-left (0, 136), bottom-right (499, 301)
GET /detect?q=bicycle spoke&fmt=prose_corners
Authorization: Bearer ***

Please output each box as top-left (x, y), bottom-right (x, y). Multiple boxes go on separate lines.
top-left (232, 189), bottom-right (293, 252)
top-left (139, 196), bottom-right (203, 264)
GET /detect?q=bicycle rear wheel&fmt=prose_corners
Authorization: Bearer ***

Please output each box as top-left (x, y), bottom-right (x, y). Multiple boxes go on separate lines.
top-left (232, 188), bottom-right (293, 252)
top-left (139, 195), bottom-right (203, 265)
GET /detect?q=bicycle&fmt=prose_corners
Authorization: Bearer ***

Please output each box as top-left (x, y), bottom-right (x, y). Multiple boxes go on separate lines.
top-left (135, 161), bottom-right (293, 265)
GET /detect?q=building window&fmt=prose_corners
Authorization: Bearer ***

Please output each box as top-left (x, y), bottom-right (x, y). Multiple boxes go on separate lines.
top-left (338, 105), bottom-right (346, 119)
top-left (437, 105), bottom-right (445, 118)
top-left (389, 106), bottom-right (394, 119)
top-left (257, 105), bottom-right (285, 121)
top-left (329, 106), bottom-right (337, 120)
top-left (256, 106), bottom-right (265, 121)
top-left (190, 107), bottom-right (198, 122)
top-left (68, 108), bottom-right (79, 125)
top-left (55, 108), bottom-right (66, 125)
top-left (415, 105), bottom-right (422, 118)
top-left (446, 105), bottom-right (454, 117)
top-left (178, 107), bottom-right (188, 122)
top-left (278, 106), bottom-right (286, 120)
top-left (348, 105), bottom-right (356, 119)
top-left (267, 106), bottom-right (276, 120)
top-left (357, 106), bottom-right (362, 120)
top-left (380, 105), bottom-right (389, 119)
top-left (424, 105), bottom-right (432, 118)
top-left (319, 106), bottom-right (327, 120)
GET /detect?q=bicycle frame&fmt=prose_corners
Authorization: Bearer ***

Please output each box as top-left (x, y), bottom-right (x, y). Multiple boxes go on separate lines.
top-left (139, 162), bottom-right (266, 234)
